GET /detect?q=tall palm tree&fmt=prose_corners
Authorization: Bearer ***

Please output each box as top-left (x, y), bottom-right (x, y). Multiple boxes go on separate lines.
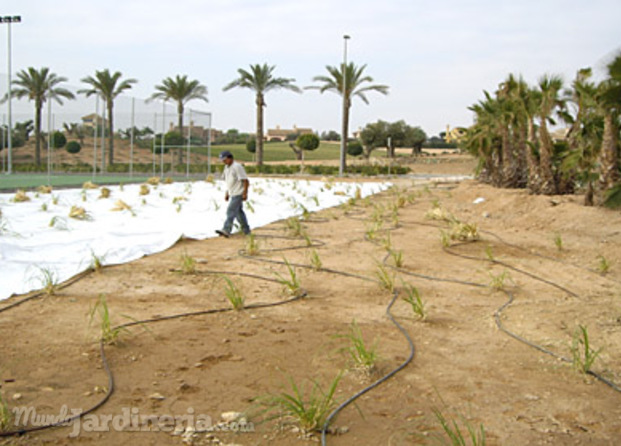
top-left (149, 75), bottom-right (208, 164)
top-left (308, 63), bottom-right (388, 171)
top-left (536, 74), bottom-right (565, 195)
top-left (223, 64), bottom-right (301, 166)
top-left (79, 69), bottom-right (137, 168)
top-left (5, 67), bottom-right (74, 166)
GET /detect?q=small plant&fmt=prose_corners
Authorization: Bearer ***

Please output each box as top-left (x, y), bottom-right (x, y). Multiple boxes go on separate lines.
top-left (259, 372), bottom-right (342, 433)
top-left (285, 217), bottom-right (304, 237)
top-left (338, 320), bottom-right (378, 374)
top-left (89, 294), bottom-right (128, 344)
top-left (69, 205), bottom-right (90, 220)
top-left (488, 270), bottom-right (512, 290)
top-left (35, 266), bottom-right (59, 296)
top-left (82, 181), bottom-right (98, 189)
top-left (146, 176), bottom-right (160, 185)
top-left (245, 200), bottom-right (255, 213)
top-left (40, 202), bottom-right (48, 212)
top-left (484, 245), bottom-right (494, 261)
top-left (52, 195), bottom-right (59, 205)
top-left (179, 250), bottom-right (197, 274)
top-left (402, 282), bottom-right (426, 320)
top-left (90, 251), bottom-right (106, 272)
top-left (376, 262), bottom-right (395, 293)
top-left (139, 184), bottom-right (150, 196)
top-left (245, 233), bottom-right (260, 256)
top-left (37, 185), bottom-right (52, 194)
top-left (221, 276), bottom-right (245, 310)
top-left (571, 325), bottom-right (602, 374)
top-left (275, 258), bottom-right (302, 297)
top-left (440, 229), bottom-right (451, 248)
top-left (98, 187), bottom-right (111, 199)
top-left (110, 200), bottom-right (135, 216)
top-left (432, 406), bottom-right (486, 446)
top-left (596, 255), bottom-right (610, 275)
top-left (449, 220), bottom-right (479, 242)
top-left (49, 216), bottom-right (68, 230)
top-left (308, 249), bottom-right (322, 271)
top-left (389, 249), bottom-right (404, 268)
top-left (0, 391), bottom-right (12, 432)
top-left (301, 231), bottom-right (313, 247)
top-left (12, 190), bottom-right (30, 202)
top-left (553, 232), bottom-right (563, 251)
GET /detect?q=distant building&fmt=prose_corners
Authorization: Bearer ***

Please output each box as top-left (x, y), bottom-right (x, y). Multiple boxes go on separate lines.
top-left (81, 113), bottom-right (104, 129)
top-left (265, 125), bottom-right (313, 142)
top-left (168, 121), bottom-right (221, 143)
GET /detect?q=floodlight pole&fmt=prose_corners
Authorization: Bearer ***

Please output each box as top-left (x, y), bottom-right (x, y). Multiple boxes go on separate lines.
top-left (339, 34), bottom-right (350, 177)
top-left (2, 15), bottom-right (21, 175)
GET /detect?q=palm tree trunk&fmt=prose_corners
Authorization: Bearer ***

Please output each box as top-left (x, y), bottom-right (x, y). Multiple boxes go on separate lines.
top-left (341, 100), bottom-right (350, 171)
top-left (501, 124), bottom-right (518, 187)
top-left (107, 102), bottom-right (114, 168)
top-left (177, 102), bottom-right (184, 166)
top-left (598, 112), bottom-right (619, 200)
top-left (538, 119), bottom-right (556, 195)
top-left (34, 101), bottom-right (42, 167)
top-left (255, 94), bottom-right (264, 167)
top-left (526, 119), bottom-right (539, 193)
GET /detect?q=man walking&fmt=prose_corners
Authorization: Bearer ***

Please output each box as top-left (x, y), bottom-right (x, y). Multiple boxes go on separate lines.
top-left (216, 150), bottom-right (251, 238)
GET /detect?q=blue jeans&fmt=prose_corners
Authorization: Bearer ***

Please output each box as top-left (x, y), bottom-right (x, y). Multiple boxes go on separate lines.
top-left (223, 195), bottom-right (250, 234)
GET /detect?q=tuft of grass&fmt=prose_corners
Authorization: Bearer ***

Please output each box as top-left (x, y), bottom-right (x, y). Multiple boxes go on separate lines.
top-left (432, 406), bottom-right (486, 446)
top-left (35, 266), bottom-right (59, 296)
top-left (402, 282), bottom-right (426, 320)
top-left (338, 320), bottom-right (378, 374)
top-left (484, 245), bottom-right (495, 261)
top-left (488, 270), bottom-right (512, 290)
top-left (245, 233), bottom-right (260, 256)
top-left (285, 217), bottom-right (304, 237)
top-left (12, 190), bottom-right (30, 203)
top-left (179, 250), bottom-right (197, 274)
top-left (259, 372), bottom-right (342, 433)
top-left (82, 181), bottom-right (98, 189)
top-left (553, 232), bottom-right (563, 251)
top-left (49, 216), bottom-right (68, 230)
top-left (90, 251), bottom-right (106, 272)
top-left (376, 262), bottom-right (395, 293)
top-left (139, 184), bottom-right (150, 196)
top-left (0, 391), bottom-right (12, 432)
top-left (275, 258), bottom-right (302, 297)
top-left (69, 205), bottom-right (90, 220)
top-left (571, 325), bottom-right (602, 374)
top-left (88, 294), bottom-right (129, 345)
top-left (596, 255), bottom-right (610, 275)
top-left (221, 276), bottom-right (245, 310)
top-left (308, 249), bottom-right (322, 271)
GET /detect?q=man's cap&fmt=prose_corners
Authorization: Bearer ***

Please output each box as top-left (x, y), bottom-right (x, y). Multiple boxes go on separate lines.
top-left (219, 150), bottom-right (233, 160)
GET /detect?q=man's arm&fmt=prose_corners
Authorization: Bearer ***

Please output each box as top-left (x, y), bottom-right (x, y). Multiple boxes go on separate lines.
top-left (242, 179), bottom-right (249, 200)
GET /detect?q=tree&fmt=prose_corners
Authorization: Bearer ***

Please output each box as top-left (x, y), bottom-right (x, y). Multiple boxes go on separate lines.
top-left (307, 63), bottom-right (388, 171)
top-left (223, 64), bottom-right (301, 166)
top-left (289, 133), bottom-right (320, 161)
top-left (3, 67), bottom-right (74, 166)
top-left (149, 75), bottom-right (208, 164)
top-left (79, 69), bottom-right (137, 168)
top-left (321, 130), bottom-right (340, 141)
top-left (63, 122), bottom-right (88, 145)
top-left (359, 120), bottom-right (427, 158)
top-left (51, 131), bottom-right (67, 149)
top-left (536, 74), bottom-right (565, 195)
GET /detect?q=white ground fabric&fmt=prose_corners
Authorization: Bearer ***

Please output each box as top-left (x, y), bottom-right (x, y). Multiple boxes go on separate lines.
top-left (0, 178), bottom-right (390, 301)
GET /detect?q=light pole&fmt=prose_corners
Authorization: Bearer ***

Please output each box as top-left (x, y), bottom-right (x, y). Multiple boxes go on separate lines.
top-left (339, 34), bottom-right (350, 177)
top-left (1, 15), bottom-right (21, 175)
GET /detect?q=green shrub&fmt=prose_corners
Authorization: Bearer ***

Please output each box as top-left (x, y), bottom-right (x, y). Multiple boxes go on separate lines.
top-left (66, 140), bottom-right (82, 154)
top-left (51, 131), bottom-right (67, 149)
top-left (347, 140), bottom-right (363, 156)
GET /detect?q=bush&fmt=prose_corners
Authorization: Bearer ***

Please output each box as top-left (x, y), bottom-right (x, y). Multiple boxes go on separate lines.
top-left (347, 140), bottom-right (363, 157)
top-left (246, 138), bottom-right (256, 153)
top-left (66, 141), bottom-right (82, 154)
top-left (296, 133), bottom-right (320, 152)
top-left (52, 131), bottom-right (67, 149)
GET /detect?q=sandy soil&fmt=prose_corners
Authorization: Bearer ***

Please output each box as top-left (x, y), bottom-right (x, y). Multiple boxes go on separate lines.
top-left (1, 155), bottom-right (621, 445)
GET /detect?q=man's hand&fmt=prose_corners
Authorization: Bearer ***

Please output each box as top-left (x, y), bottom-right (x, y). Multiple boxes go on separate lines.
top-left (225, 192), bottom-right (229, 201)
top-left (242, 192), bottom-right (248, 201)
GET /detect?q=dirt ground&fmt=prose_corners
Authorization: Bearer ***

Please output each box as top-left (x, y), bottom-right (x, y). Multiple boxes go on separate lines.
top-left (1, 154), bottom-right (621, 445)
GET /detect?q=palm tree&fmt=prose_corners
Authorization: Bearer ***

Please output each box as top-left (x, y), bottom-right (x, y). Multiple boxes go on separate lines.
top-left (223, 64), bottom-right (301, 166)
top-left (4, 67), bottom-right (74, 166)
top-left (79, 69), bottom-right (137, 168)
top-left (149, 75), bottom-right (208, 164)
top-left (308, 63), bottom-right (388, 171)
top-left (595, 54), bottom-right (621, 202)
top-left (536, 74), bottom-right (565, 195)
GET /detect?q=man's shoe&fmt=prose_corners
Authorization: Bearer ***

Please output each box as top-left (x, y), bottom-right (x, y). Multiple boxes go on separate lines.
top-left (216, 230), bottom-right (230, 238)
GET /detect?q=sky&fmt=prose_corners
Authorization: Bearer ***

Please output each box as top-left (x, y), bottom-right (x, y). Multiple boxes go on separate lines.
top-left (0, 0), bottom-right (620, 138)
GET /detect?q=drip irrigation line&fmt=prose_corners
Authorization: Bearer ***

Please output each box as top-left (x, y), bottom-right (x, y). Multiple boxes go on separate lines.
top-left (320, 289), bottom-right (416, 446)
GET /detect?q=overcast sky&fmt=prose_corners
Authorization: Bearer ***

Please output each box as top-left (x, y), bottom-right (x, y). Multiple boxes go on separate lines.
top-left (1, 0), bottom-right (620, 137)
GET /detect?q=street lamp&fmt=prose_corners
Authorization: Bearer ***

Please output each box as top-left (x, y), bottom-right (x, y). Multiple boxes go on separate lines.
top-left (1, 15), bottom-right (21, 175)
top-left (339, 34), bottom-right (350, 177)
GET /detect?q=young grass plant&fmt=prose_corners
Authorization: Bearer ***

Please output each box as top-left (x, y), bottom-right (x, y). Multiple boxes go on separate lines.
top-left (596, 255), bottom-right (610, 275)
top-left (260, 372), bottom-right (342, 434)
top-left (90, 251), bottom-right (106, 273)
top-left (488, 270), bottom-right (512, 290)
top-left (221, 276), bottom-right (245, 310)
top-left (308, 249), bottom-right (322, 271)
top-left (245, 233), bottom-right (260, 256)
top-left (571, 324), bottom-right (602, 374)
top-left (275, 258), bottom-right (302, 297)
top-left (35, 266), bottom-right (59, 296)
top-left (376, 262), bottom-right (395, 293)
top-left (389, 249), bottom-right (404, 268)
top-left (339, 320), bottom-right (378, 375)
top-left (89, 294), bottom-right (129, 345)
top-left (179, 250), bottom-right (197, 275)
top-left (0, 391), bottom-right (11, 432)
top-left (402, 282), bottom-right (426, 321)
top-left (432, 406), bottom-right (486, 446)
top-left (553, 232), bottom-right (563, 251)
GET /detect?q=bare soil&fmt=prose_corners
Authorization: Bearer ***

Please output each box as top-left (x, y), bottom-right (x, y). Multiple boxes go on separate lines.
top-left (2, 154), bottom-right (621, 445)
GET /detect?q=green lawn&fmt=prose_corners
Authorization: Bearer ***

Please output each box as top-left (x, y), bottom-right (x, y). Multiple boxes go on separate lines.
top-left (194, 141), bottom-right (342, 162)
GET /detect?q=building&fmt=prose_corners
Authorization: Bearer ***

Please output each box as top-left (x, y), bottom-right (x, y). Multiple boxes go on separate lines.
top-left (81, 113), bottom-right (104, 129)
top-left (265, 125), bottom-right (313, 142)
top-left (168, 121), bottom-right (221, 143)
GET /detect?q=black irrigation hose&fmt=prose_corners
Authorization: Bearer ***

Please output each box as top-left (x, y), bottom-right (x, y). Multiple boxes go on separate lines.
top-left (320, 289), bottom-right (416, 446)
